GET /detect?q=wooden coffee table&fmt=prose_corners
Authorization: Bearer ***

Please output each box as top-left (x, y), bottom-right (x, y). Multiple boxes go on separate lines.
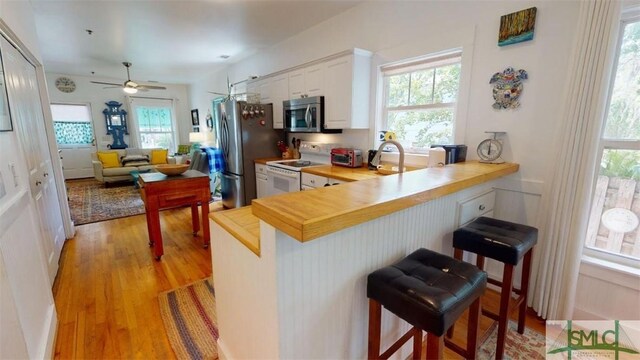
top-left (138, 170), bottom-right (210, 260)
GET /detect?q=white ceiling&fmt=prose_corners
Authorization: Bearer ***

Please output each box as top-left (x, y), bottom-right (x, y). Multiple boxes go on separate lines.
top-left (30, 0), bottom-right (360, 84)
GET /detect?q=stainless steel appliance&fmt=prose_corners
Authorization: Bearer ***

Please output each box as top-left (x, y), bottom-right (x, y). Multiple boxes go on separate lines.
top-left (216, 100), bottom-right (284, 208)
top-left (330, 148), bottom-right (363, 168)
top-left (283, 96), bottom-right (341, 133)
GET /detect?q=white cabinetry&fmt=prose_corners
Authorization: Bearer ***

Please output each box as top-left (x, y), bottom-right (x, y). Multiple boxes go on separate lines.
top-left (255, 164), bottom-right (268, 198)
top-left (302, 173), bottom-right (346, 189)
top-left (288, 63), bottom-right (324, 99)
top-left (324, 50), bottom-right (371, 130)
top-left (271, 75), bottom-right (288, 129)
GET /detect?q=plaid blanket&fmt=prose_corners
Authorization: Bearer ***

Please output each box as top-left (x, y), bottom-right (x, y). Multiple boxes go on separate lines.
top-left (201, 147), bottom-right (224, 174)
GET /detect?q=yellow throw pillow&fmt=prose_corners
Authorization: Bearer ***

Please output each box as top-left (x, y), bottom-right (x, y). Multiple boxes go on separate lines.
top-left (97, 152), bottom-right (120, 168)
top-left (150, 149), bottom-right (168, 165)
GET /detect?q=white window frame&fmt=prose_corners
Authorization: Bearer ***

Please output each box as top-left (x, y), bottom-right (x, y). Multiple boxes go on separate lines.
top-left (379, 50), bottom-right (463, 154)
top-left (583, 8), bottom-right (640, 269)
top-left (127, 97), bottom-right (178, 153)
top-left (50, 102), bottom-right (95, 148)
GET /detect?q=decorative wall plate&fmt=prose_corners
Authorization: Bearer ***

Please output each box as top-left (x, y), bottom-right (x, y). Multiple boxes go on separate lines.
top-left (489, 67), bottom-right (528, 109)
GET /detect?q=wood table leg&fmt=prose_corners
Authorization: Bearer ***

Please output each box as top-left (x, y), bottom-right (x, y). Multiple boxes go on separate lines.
top-left (202, 199), bottom-right (210, 248)
top-left (144, 206), bottom-right (154, 247)
top-left (191, 203), bottom-right (200, 236)
top-left (147, 197), bottom-right (163, 260)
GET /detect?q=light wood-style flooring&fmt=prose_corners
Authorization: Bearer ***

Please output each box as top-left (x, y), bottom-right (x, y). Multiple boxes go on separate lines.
top-left (52, 207), bottom-right (545, 359)
top-left (52, 207), bottom-right (213, 359)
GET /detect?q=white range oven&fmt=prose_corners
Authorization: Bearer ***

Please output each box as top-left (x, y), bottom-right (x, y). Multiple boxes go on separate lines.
top-left (265, 142), bottom-right (338, 196)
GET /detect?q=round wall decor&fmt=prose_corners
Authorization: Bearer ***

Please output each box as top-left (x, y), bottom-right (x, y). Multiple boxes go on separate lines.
top-left (55, 77), bottom-right (76, 93)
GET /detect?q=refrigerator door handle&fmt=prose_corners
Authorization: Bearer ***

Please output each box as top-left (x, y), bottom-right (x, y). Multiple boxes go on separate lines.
top-left (221, 115), bottom-right (230, 160)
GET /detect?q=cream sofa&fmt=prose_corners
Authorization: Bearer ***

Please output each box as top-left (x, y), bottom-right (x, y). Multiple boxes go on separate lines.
top-left (91, 148), bottom-right (175, 184)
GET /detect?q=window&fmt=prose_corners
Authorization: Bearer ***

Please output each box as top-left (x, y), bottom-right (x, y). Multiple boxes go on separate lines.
top-left (584, 12), bottom-right (640, 266)
top-left (129, 98), bottom-right (177, 153)
top-left (50, 103), bottom-right (94, 146)
top-left (381, 52), bottom-right (462, 153)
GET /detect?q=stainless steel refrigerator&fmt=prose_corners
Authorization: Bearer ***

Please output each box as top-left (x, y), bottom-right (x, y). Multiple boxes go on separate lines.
top-left (215, 100), bottom-right (283, 208)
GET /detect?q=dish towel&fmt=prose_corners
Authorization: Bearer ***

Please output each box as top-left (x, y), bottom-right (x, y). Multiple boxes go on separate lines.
top-left (201, 147), bottom-right (224, 174)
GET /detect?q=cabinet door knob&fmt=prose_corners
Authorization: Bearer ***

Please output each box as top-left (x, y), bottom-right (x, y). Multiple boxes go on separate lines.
top-left (44, 172), bottom-right (49, 177)
top-left (35, 181), bottom-right (42, 186)
top-left (479, 204), bottom-right (486, 211)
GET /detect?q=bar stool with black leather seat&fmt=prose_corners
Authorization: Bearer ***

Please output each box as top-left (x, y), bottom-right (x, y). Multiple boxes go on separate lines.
top-left (449, 216), bottom-right (538, 360)
top-left (367, 248), bottom-right (487, 360)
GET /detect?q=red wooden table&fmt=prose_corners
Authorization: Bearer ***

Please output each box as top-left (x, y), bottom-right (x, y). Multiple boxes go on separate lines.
top-left (139, 170), bottom-right (210, 260)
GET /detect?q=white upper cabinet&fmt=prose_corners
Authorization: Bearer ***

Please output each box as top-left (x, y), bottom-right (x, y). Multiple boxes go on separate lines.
top-left (271, 75), bottom-right (288, 129)
top-left (247, 49), bottom-right (372, 130)
top-left (324, 50), bottom-right (371, 130)
top-left (288, 64), bottom-right (324, 99)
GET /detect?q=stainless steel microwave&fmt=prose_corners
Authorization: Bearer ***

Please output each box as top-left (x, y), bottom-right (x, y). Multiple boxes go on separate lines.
top-left (283, 96), bottom-right (341, 133)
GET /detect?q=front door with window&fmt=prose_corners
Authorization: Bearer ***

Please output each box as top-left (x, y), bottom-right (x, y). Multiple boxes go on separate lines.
top-left (51, 103), bottom-right (96, 179)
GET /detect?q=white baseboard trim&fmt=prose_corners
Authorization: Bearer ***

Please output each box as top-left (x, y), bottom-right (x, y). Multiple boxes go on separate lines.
top-left (41, 304), bottom-right (57, 360)
top-left (572, 307), bottom-right (607, 320)
top-left (217, 338), bottom-right (233, 360)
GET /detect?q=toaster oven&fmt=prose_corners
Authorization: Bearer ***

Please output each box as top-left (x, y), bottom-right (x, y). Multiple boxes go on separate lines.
top-left (330, 148), bottom-right (363, 168)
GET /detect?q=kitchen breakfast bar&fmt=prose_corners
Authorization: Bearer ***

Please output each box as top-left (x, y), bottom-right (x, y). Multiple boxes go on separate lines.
top-left (209, 161), bottom-right (519, 359)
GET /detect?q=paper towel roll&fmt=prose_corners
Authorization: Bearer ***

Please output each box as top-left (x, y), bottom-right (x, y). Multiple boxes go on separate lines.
top-left (428, 147), bottom-right (446, 167)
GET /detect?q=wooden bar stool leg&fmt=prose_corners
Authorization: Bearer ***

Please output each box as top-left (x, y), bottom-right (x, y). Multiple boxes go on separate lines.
top-left (466, 297), bottom-right (481, 359)
top-left (446, 248), bottom-right (464, 338)
top-left (412, 328), bottom-right (422, 360)
top-left (426, 333), bottom-right (443, 360)
top-left (368, 299), bottom-right (382, 360)
top-left (496, 264), bottom-right (514, 360)
top-left (518, 250), bottom-right (533, 334)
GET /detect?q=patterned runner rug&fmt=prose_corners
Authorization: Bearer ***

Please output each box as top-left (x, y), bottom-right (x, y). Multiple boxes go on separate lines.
top-left (66, 179), bottom-right (145, 225)
top-left (159, 278), bottom-right (218, 360)
top-left (158, 277), bottom-right (545, 360)
top-left (477, 320), bottom-right (546, 359)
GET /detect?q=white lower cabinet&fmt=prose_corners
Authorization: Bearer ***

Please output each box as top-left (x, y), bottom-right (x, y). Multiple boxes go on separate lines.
top-left (302, 173), bottom-right (346, 188)
top-left (255, 164), bottom-right (268, 198)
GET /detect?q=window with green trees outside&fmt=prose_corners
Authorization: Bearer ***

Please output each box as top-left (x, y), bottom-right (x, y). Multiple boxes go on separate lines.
top-left (136, 106), bottom-right (175, 152)
top-left (381, 52), bottom-right (461, 153)
top-left (584, 12), bottom-right (640, 265)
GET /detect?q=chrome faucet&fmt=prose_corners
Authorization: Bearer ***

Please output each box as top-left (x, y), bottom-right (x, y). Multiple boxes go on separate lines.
top-left (370, 140), bottom-right (405, 173)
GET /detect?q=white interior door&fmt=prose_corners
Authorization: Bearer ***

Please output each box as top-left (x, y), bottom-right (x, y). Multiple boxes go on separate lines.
top-left (2, 36), bottom-right (64, 284)
top-left (51, 103), bottom-right (97, 179)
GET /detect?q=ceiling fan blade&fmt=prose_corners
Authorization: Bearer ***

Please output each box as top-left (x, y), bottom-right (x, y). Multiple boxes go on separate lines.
top-left (91, 81), bottom-right (121, 86)
top-left (102, 86), bottom-right (122, 89)
top-left (137, 85), bottom-right (166, 90)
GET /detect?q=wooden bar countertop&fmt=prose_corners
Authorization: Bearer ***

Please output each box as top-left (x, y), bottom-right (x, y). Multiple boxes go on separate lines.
top-left (301, 165), bottom-right (383, 182)
top-left (210, 206), bottom-right (261, 256)
top-left (252, 161), bottom-right (518, 242)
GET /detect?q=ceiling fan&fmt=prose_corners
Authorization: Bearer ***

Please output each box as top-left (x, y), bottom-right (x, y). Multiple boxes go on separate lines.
top-left (91, 62), bottom-right (166, 94)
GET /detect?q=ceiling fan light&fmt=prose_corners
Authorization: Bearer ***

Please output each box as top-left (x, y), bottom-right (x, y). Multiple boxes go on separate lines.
top-left (123, 87), bottom-right (138, 94)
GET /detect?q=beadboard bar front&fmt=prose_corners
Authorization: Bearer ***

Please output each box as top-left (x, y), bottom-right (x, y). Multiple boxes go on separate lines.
top-left (211, 181), bottom-right (498, 359)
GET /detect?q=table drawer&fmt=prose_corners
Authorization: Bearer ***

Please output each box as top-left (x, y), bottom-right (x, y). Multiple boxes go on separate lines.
top-left (457, 190), bottom-right (495, 226)
top-left (158, 192), bottom-right (200, 208)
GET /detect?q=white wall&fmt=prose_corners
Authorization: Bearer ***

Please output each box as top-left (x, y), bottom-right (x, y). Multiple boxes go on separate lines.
top-left (190, 0), bottom-right (578, 183)
top-left (0, 1), bottom-right (59, 358)
top-left (193, 1), bottom-right (640, 320)
top-left (46, 72), bottom-right (192, 150)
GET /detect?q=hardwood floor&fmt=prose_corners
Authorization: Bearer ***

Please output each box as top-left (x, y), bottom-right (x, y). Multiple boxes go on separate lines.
top-left (52, 207), bottom-right (213, 359)
top-left (52, 206), bottom-right (545, 359)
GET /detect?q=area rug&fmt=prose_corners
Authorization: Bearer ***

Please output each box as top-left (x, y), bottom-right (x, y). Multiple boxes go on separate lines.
top-left (477, 320), bottom-right (546, 359)
top-left (159, 278), bottom-right (218, 360)
top-left (66, 179), bottom-right (144, 225)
